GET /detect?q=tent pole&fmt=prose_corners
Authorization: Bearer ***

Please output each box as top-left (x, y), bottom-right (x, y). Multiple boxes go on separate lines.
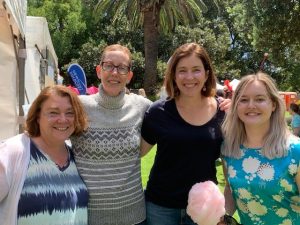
top-left (18, 35), bottom-right (26, 133)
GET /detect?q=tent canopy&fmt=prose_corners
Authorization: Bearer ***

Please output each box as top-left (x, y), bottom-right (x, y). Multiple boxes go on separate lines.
top-left (0, 0), bottom-right (26, 140)
top-left (0, 0), bottom-right (27, 38)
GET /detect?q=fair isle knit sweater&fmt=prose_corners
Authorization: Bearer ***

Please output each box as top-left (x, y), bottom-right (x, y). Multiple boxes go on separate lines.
top-left (70, 85), bottom-right (152, 225)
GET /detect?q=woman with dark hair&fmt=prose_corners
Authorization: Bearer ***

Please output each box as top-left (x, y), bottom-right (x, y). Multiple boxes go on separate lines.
top-left (0, 85), bottom-right (89, 225)
top-left (290, 103), bottom-right (300, 136)
top-left (140, 43), bottom-right (230, 225)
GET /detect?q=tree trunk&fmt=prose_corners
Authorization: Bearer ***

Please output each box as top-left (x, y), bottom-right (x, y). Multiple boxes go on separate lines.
top-left (143, 9), bottom-right (159, 95)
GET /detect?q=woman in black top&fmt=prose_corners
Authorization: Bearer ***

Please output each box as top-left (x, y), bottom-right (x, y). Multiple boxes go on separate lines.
top-left (141, 43), bottom-right (229, 225)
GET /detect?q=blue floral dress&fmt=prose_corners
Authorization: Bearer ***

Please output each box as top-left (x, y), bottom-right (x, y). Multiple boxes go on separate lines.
top-left (223, 137), bottom-right (300, 225)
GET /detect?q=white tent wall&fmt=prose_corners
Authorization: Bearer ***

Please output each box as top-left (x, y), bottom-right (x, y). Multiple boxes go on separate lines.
top-left (0, 12), bottom-right (18, 139)
top-left (0, 0), bottom-right (26, 140)
top-left (25, 16), bottom-right (58, 104)
top-left (24, 48), bottom-right (42, 103)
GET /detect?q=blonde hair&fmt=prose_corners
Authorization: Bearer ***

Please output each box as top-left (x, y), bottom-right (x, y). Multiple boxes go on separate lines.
top-left (222, 72), bottom-right (290, 159)
top-left (165, 43), bottom-right (216, 99)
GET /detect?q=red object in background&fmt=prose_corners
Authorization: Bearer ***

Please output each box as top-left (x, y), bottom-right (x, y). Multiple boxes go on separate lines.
top-left (279, 92), bottom-right (298, 111)
top-left (87, 85), bottom-right (99, 95)
top-left (67, 85), bottom-right (80, 95)
top-left (224, 80), bottom-right (233, 92)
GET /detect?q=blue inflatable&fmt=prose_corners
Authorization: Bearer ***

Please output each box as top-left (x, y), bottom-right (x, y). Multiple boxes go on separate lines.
top-left (67, 63), bottom-right (87, 95)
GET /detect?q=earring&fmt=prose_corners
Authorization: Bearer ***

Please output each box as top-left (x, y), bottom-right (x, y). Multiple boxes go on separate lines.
top-left (202, 86), bottom-right (206, 91)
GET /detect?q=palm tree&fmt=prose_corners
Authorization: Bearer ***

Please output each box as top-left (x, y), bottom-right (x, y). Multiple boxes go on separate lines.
top-left (95, 0), bottom-right (215, 94)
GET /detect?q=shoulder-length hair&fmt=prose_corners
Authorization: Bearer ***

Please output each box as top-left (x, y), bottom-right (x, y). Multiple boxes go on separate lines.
top-left (222, 72), bottom-right (290, 159)
top-left (165, 42), bottom-right (216, 99)
top-left (25, 85), bottom-right (88, 137)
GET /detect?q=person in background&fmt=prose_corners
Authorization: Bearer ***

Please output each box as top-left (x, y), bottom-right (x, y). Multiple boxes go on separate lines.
top-left (70, 44), bottom-right (152, 225)
top-left (138, 88), bottom-right (147, 98)
top-left (221, 72), bottom-right (300, 225)
top-left (290, 103), bottom-right (300, 137)
top-left (140, 42), bottom-right (230, 225)
top-left (0, 85), bottom-right (88, 225)
top-left (216, 89), bottom-right (225, 98)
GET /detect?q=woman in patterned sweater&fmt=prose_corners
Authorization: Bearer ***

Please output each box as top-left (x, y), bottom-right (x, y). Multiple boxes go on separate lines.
top-left (70, 44), bottom-right (152, 225)
top-left (0, 85), bottom-right (88, 225)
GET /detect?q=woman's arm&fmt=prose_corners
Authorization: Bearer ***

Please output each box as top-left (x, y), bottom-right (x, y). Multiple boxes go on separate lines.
top-left (222, 160), bottom-right (236, 215)
top-left (140, 138), bottom-right (154, 157)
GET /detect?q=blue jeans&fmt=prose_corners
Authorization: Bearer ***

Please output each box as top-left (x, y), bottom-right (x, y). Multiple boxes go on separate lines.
top-left (146, 201), bottom-right (197, 225)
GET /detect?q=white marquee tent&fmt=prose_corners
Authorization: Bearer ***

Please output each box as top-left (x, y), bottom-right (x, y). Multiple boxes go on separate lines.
top-left (0, 1), bottom-right (58, 140)
top-left (25, 16), bottom-right (58, 104)
top-left (0, 0), bottom-right (26, 140)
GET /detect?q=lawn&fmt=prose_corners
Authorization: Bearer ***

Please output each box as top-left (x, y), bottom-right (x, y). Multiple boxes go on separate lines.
top-left (141, 145), bottom-right (240, 222)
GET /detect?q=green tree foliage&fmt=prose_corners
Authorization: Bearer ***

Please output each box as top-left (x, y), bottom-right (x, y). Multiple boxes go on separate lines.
top-left (240, 0), bottom-right (300, 90)
top-left (29, 0), bottom-right (300, 92)
top-left (28, 0), bottom-right (86, 67)
top-left (94, 0), bottom-right (218, 94)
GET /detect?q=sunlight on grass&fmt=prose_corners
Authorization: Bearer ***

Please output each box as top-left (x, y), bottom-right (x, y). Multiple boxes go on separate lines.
top-left (141, 145), bottom-right (156, 187)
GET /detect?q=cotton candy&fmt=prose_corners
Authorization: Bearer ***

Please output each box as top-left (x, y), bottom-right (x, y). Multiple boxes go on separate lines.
top-left (187, 181), bottom-right (225, 225)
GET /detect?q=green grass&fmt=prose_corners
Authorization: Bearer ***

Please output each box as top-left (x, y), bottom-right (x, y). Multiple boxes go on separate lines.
top-left (141, 145), bottom-right (240, 222)
top-left (141, 145), bottom-right (157, 187)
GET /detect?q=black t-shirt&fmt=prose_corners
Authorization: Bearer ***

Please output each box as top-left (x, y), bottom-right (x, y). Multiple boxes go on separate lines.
top-left (141, 98), bottom-right (225, 208)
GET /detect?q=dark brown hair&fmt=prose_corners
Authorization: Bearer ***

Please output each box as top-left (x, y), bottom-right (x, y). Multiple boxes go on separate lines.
top-left (25, 85), bottom-right (88, 137)
top-left (165, 43), bottom-right (216, 99)
top-left (290, 103), bottom-right (300, 115)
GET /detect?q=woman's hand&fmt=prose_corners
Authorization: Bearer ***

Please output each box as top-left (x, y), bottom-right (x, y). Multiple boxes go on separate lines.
top-left (218, 97), bottom-right (231, 112)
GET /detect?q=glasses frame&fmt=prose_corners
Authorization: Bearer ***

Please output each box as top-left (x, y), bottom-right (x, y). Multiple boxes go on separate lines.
top-left (101, 61), bottom-right (131, 75)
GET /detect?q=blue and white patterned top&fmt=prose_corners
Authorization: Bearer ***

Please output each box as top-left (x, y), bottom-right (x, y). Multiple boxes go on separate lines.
top-left (17, 140), bottom-right (88, 225)
top-left (223, 137), bottom-right (300, 225)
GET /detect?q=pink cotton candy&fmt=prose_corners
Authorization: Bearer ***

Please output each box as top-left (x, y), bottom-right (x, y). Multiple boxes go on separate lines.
top-left (187, 181), bottom-right (225, 225)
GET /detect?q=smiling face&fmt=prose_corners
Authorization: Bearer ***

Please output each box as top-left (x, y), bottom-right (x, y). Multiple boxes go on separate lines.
top-left (38, 94), bottom-right (75, 143)
top-left (237, 80), bottom-right (275, 129)
top-left (97, 50), bottom-right (133, 96)
top-left (174, 53), bottom-right (208, 98)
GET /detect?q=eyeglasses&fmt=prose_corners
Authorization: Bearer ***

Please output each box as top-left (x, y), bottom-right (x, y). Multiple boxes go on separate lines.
top-left (223, 215), bottom-right (242, 225)
top-left (101, 62), bottom-right (130, 75)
